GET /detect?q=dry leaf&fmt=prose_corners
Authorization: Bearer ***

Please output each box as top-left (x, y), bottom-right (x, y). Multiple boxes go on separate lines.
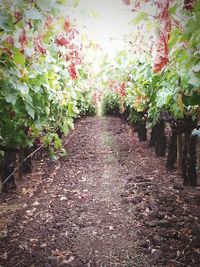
top-left (66, 256), bottom-right (75, 263)
top-left (0, 252), bottom-right (7, 260)
top-left (32, 201), bottom-right (39, 206)
top-left (30, 238), bottom-right (39, 243)
top-left (194, 248), bottom-right (200, 254)
top-left (60, 196), bottom-right (67, 201)
top-left (26, 208), bottom-right (36, 216)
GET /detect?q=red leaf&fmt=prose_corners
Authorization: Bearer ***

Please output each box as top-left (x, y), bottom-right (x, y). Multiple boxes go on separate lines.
top-left (92, 92), bottom-right (97, 105)
top-left (2, 48), bottom-right (12, 57)
top-left (19, 29), bottom-right (28, 49)
top-left (65, 55), bottom-right (70, 61)
top-left (27, 20), bottom-right (33, 29)
top-left (68, 63), bottom-right (77, 80)
top-left (55, 36), bottom-right (68, 47)
top-left (153, 35), bottom-right (169, 73)
top-left (14, 10), bottom-right (22, 23)
top-left (45, 15), bottom-right (53, 29)
top-left (6, 36), bottom-right (14, 46)
top-left (135, 0), bottom-right (141, 9)
top-left (122, 0), bottom-right (130, 5)
top-left (120, 82), bottom-right (126, 97)
top-left (153, 1), bottom-right (171, 73)
top-left (184, 0), bottom-right (194, 11)
top-left (34, 35), bottom-right (46, 54)
top-left (64, 18), bottom-right (70, 33)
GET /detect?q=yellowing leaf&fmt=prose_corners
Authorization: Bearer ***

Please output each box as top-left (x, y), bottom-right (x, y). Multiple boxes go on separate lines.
top-left (176, 94), bottom-right (184, 113)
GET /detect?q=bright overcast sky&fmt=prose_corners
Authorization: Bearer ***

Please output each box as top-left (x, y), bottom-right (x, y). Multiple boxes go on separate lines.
top-left (67, 0), bottom-right (133, 57)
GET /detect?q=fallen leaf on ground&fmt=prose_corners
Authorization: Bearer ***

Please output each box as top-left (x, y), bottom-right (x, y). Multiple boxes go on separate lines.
top-left (0, 252), bottom-right (7, 260)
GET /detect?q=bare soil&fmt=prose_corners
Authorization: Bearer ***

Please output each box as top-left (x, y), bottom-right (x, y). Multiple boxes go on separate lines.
top-left (0, 116), bottom-right (200, 267)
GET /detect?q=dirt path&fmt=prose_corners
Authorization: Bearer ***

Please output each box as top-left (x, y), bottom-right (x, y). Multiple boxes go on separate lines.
top-left (0, 116), bottom-right (200, 267)
top-left (70, 118), bottom-right (138, 266)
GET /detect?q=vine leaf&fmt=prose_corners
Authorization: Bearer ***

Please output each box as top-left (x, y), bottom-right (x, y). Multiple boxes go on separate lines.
top-left (13, 48), bottom-right (25, 66)
top-left (188, 71), bottom-right (200, 87)
top-left (5, 93), bottom-right (17, 105)
top-left (25, 104), bottom-right (35, 119)
top-left (73, 0), bottom-right (80, 8)
top-left (153, 2), bottom-right (171, 73)
top-left (25, 9), bottom-right (43, 21)
top-left (62, 122), bottom-right (69, 135)
top-left (176, 94), bottom-right (184, 113)
top-left (132, 11), bottom-right (147, 25)
top-left (0, 13), bottom-right (12, 31)
top-left (192, 63), bottom-right (200, 72)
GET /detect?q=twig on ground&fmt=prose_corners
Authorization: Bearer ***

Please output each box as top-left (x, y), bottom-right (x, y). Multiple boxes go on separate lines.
top-left (13, 259), bottom-right (24, 267)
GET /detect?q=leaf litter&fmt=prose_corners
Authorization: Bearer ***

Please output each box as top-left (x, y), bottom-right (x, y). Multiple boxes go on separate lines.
top-left (0, 116), bottom-right (200, 267)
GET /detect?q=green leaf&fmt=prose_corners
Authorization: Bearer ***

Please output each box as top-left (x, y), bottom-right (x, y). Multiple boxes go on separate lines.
top-left (168, 28), bottom-right (182, 49)
top-left (169, 3), bottom-right (178, 15)
top-left (17, 83), bottom-right (29, 95)
top-left (192, 129), bottom-right (200, 137)
top-left (34, 120), bottom-right (42, 130)
top-left (57, 0), bottom-right (67, 4)
top-left (156, 90), bottom-right (172, 108)
top-left (184, 93), bottom-right (200, 106)
top-left (132, 12), bottom-right (147, 25)
top-left (67, 103), bottom-right (74, 117)
top-left (67, 118), bottom-right (74, 130)
top-left (5, 93), bottom-right (17, 105)
top-left (73, 0), bottom-right (80, 8)
top-left (25, 9), bottom-right (43, 20)
top-left (25, 105), bottom-right (35, 119)
top-left (143, 65), bottom-right (152, 81)
top-left (170, 102), bottom-right (184, 119)
top-left (188, 71), bottom-right (200, 87)
top-left (54, 137), bottom-right (62, 149)
top-left (13, 49), bottom-right (26, 66)
top-left (61, 122), bottom-right (69, 135)
top-left (45, 106), bottom-right (50, 116)
top-left (0, 80), bottom-right (18, 105)
top-left (59, 148), bottom-right (67, 157)
top-left (25, 47), bottom-right (35, 57)
top-left (0, 13), bottom-right (13, 31)
top-left (186, 15), bottom-right (200, 36)
top-left (48, 147), bottom-right (57, 160)
top-left (0, 13), bottom-right (7, 30)
top-left (72, 105), bottom-right (79, 114)
top-left (192, 62), bottom-right (200, 72)
top-left (146, 21), bottom-right (153, 32)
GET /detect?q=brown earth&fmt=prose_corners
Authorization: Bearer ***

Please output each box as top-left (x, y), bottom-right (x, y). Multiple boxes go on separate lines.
top-left (0, 116), bottom-right (200, 267)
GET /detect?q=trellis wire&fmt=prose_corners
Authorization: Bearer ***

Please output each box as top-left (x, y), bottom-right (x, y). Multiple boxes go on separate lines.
top-left (2, 144), bottom-right (45, 186)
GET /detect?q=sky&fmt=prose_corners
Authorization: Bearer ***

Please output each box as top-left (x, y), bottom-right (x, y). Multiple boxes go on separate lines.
top-left (67, 0), bottom-right (134, 57)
